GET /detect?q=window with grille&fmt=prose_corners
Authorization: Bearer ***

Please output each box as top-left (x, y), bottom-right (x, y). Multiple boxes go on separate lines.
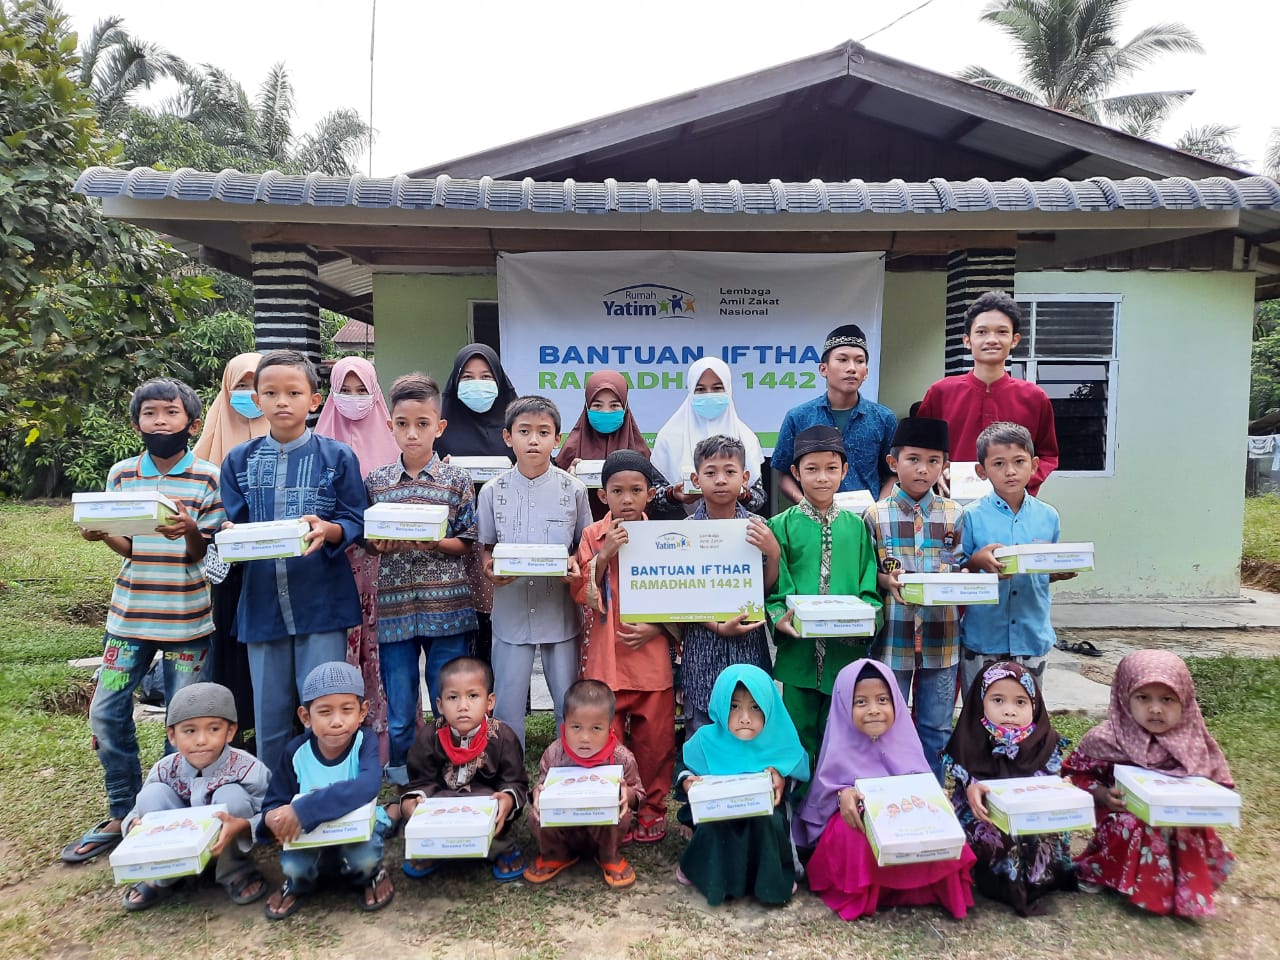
top-left (1009, 296), bottom-right (1119, 474)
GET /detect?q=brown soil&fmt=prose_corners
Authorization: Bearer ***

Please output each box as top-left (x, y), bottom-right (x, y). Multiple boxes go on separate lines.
top-left (1241, 558), bottom-right (1280, 593)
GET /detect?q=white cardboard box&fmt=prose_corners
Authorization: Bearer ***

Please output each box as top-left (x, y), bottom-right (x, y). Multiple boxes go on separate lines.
top-left (108, 803), bottom-right (226, 884)
top-left (785, 595), bottom-right (877, 638)
top-left (404, 796), bottom-right (500, 858)
top-left (687, 771), bottom-right (774, 824)
top-left (283, 798), bottom-right (377, 849)
top-left (574, 459), bottom-right (606, 488)
top-left (993, 542), bottom-right (1096, 574)
top-left (450, 456), bottom-right (511, 483)
top-left (1114, 764), bottom-right (1241, 828)
top-left (833, 490), bottom-right (876, 515)
top-left (363, 502), bottom-right (449, 541)
top-left (856, 773), bottom-right (966, 866)
top-left (982, 776), bottom-right (1096, 836)
top-left (492, 543), bottom-right (569, 577)
top-left (539, 764), bottom-right (622, 827)
top-left (948, 462), bottom-right (993, 503)
top-left (898, 572), bottom-right (999, 606)
top-left (215, 519), bottom-right (310, 561)
top-left (72, 491), bottom-right (178, 538)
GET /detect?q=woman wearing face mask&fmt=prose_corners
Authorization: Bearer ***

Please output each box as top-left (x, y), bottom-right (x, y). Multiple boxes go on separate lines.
top-left (651, 357), bottom-right (767, 517)
top-left (193, 353), bottom-right (270, 745)
top-left (315, 356), bottom-right (400, 764)
top-left (555, 370), bottom-right (664, 522)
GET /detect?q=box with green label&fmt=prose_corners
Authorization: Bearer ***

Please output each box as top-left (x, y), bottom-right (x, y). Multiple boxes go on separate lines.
top-left (215, 519), bottom-right (310, 561)
top-left (1114, 764), bottom-right (1241, 828)
top-left (450, 456), bottom-right (511, 483)
top-left (993, 542), bottom-right (1095, 574)
top-left (856, 773), bottom-right (965, 866)
top-left (539, 764), bottom-right (622, 826)
top-left (283, 798), bottom-right (377, 849)
top-left (785, 595), bottom-right (877, 637)
top-left (574, 459), bottom-right (605, 488)
top-left (72, 491), bottom-right (178, 537)
top-left (687, 772), bottom-right (773, 824)
top-left (364, 502), bottom-right (448, 541)
top-left (898, 573), bottom-right (999, 606)
top-left (404, 797), bottom-right (499, 858)
top-left (983, 776), bottom-right (1095, 836)
top-left (492, 543), bottom-right (569, 577)
top-left (109, 803), bottom-right (226, 883)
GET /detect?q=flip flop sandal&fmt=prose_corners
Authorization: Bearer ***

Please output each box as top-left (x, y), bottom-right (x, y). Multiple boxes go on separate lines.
top-left (402, 859), bottom-right (437, 879)
top-left (675, 865), bottom-right (692, 887)
top-left (223, 869), bottom-right (267, 905)
top-left (122, 880), bottom-right (172, 913)
top-left (263, 881), bottom-right (304, 921)
top-left (597, 858), bottom-right (635, 889)
top-left (359, 867), bottom-right (395, 912)
top-left (620, 827), bottom-right (635, 846)
top-left (61, 819), bottom-right (123, 864)
top-left (492, 847), bottom-right (525, 882)
top-left (523, 856), bottom-right (578, 884)
top-left (1067, 640), bottom-right (1103, 657)
top-left (632, 816), bottom-right (666, 844)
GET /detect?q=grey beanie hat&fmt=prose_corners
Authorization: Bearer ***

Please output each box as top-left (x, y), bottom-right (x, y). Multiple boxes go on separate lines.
top-left (166, 682), bottom-right (237, 726)
top-left (301, 661), bottom-right (365, 705)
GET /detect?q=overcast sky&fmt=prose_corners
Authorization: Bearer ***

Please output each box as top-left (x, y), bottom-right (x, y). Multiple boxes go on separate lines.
top-left (59, 0), bottom-right (1276, 177)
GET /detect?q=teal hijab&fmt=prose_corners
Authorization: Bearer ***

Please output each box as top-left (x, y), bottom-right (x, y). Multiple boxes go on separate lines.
top-left (683, 665), bottom-right (810, 781)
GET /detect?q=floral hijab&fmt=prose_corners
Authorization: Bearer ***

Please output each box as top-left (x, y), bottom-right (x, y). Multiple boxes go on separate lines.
top-left (944, 661), bottom-right (1062, 783)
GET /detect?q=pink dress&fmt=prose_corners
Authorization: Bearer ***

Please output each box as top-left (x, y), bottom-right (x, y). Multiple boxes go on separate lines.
top-left (806, 813), bottom-right (976, 920)
top-left (346, 545), bottom-right (388, 763)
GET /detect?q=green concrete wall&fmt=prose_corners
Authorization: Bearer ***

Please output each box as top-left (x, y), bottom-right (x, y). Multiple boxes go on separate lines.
top-left (372, 273), bottom-right (497, 390)
top-left (1016, 271), bottom-right (1254, 599)
top-left (880, 271), bottom-right (946, 414)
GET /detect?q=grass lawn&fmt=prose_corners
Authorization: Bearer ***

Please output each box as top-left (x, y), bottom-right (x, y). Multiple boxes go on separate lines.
top-left (1243, 495), bottom-right (1280, 563)
top-left (0, 502), bottom-right (1277, 959)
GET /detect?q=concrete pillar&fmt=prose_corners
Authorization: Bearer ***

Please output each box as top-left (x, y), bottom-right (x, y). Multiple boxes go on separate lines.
top-left (944, 249), bottom-right (1015, 375)
top-left (251, 244), bottom-right (321, 365)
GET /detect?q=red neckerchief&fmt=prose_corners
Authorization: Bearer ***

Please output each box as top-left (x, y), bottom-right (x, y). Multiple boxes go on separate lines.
top-left (438, 717), bottom-right (489, 766)
top-left (559, 724), bottom-right (619, 768)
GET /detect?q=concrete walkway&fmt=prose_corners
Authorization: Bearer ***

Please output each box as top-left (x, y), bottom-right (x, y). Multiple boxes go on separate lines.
top-left (1053, 588), bottom-right (1280, 630)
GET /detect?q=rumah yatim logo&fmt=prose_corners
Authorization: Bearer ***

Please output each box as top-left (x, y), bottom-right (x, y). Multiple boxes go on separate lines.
top-left (654, 532), bottom-right (691, 551)
top-left (602, 283), bottom-right (696, 318)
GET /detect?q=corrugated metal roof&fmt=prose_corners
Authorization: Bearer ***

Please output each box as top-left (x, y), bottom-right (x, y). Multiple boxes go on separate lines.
top-left (75, 167), bottom-right (1280, 216)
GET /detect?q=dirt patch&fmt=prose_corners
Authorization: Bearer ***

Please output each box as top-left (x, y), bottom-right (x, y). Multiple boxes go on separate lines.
top-left (1056, 627), bottom-right (1280, 687)
top-left (1241, 558), bottom-right (1280, 592)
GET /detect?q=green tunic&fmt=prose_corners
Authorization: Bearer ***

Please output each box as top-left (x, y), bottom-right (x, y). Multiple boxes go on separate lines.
top-left (766, 505), bottom-right (882, 694)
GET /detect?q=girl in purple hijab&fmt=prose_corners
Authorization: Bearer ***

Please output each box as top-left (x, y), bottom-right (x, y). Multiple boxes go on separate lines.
top-left (796, 659), bottom-right (976, 920)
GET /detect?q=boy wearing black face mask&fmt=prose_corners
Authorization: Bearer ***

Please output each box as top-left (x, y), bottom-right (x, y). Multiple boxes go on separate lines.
top-left (62, 378), bottom-right (227, 865)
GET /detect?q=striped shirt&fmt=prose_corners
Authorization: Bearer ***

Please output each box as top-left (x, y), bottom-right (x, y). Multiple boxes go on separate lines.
top-left (104, 451), bottom-right (225, 643)
top-left (862, 486), bottom-right (965, 671)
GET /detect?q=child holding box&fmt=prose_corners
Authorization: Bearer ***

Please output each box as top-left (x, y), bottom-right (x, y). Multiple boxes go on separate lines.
top-left (574, 450), bottom-right (676, 844)
top-left (863, 416), bottom-right (964, 782)
top-left (478, 396), bottom-right (591, 749)
top-left (767, 425), bottom-right (882, 776)
top-left (63, 377), bottom-right (224, 865)
top-left (119, 683), bottom-right (269, 911)
top-left (956, 422), bottom-right (1076, 694)
top-left (676, 665), bottom-right (809, 906)
top-left (365, 373), bottom-right (479, 786)
top-left (1063, 650), bottom-right (1234, 918)
top-left (524, 679), bottom-right (643, 888)
top-left (220, 350), bottom-right (366, 777)
top-left (260, 662), bottom-right (395, 919)
top-left (943, 662), bottom-right (1076, 917)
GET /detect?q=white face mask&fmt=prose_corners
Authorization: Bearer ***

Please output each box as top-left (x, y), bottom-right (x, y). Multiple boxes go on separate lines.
top-left (334, 394), bottom-right (375, 420)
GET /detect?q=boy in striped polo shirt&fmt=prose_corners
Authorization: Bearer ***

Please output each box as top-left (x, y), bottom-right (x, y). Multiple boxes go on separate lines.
top-left (62, 378), bottom-right (226, 864)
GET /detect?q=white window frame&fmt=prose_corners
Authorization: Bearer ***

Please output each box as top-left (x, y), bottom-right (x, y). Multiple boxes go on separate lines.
top-left (1010, 293), bottom-right (1121, 478)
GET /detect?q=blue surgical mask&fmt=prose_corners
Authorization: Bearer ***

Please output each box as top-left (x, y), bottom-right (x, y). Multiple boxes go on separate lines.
top-left (691, 393), bottom-right (730, 420)
top-left (457, 379), bottom-right (499, 413)
top-left (229, 389), bottom-right (262, 419)
top-left (587, 409), bottom-right (626, 434)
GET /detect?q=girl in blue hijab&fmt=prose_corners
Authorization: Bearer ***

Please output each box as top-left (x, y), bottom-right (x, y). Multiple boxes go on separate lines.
top-left (676, 664), bottom-right (809, 905)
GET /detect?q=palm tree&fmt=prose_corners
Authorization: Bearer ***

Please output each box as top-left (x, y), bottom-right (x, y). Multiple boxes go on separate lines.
top-left (959, 0), bottom-right (1203, 134)
top-left (1265, 129), bottom-right (1280, 179)
top-left (1174, 124), bottom-right (1244, 167)
top-left (74, 14), bottom-right (185, 130)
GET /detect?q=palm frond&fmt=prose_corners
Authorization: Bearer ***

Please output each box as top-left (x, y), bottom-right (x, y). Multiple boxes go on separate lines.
top-left (292, 109), bottom-right (371, 175)
top-left (76, 15), bottom-right (125, 85)
top-left (1093, 89), bottom-right (1192, 131)
top-left (254, 63), bottom-right (296, 162)
top-left (1173, 123), bottom-right (1244, 166)
top-left (1265, 129), bottom-right (1280, 179)
top-left (956, 65), bottom-right (1043, 104)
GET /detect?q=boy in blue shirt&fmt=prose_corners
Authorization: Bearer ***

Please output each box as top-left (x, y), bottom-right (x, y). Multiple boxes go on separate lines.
top-left (260, 662), bottom-right (394, 919)
top-left (956, 422), bottom-right (1076, 694)
top-left (220, 351), bottom-right (365, 775)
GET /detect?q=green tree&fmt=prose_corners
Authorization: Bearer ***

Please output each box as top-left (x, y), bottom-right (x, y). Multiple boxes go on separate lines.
top-left (74, 11), bottom-right (184, 131)
top-left (1173, 124), bottom-right (1245, 167)
top-left (1265, 128), bottom-right (1280, 179)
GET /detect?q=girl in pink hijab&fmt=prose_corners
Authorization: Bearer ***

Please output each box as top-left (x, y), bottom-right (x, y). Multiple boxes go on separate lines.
top-left (315, 357), bottom-right (400, 763)
top-left (1064, 650), bottom-right (1234, 918)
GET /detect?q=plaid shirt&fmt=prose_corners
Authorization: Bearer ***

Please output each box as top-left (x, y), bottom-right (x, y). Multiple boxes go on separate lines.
top-left (862, 486), bottom-right (965, 670)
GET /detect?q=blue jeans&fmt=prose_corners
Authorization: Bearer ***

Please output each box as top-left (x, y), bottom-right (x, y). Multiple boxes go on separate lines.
top-left (379, 633), bottom-right (470, 767)
top-left (892, 664), bottom-right (959, 784)
top-left (279, 821), bottom-right (389, 889)
top-left (89, 633), bottom-right (209, 820)
top-left (245, 630), bottom-right (349, 777)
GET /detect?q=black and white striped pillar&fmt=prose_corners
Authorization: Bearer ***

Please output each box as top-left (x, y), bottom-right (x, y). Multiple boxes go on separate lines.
top-left (944, 249), bottom-right (1016, 376)
top-left (251, 244), bottom-right (321, 365)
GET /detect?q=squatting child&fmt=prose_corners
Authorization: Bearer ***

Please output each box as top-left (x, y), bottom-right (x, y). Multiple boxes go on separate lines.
top-left (524, 679), bottom-right (643, 888)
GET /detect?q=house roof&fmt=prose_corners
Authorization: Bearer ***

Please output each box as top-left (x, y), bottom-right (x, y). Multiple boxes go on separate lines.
top-left (332, 317), bottom-right (374, 346)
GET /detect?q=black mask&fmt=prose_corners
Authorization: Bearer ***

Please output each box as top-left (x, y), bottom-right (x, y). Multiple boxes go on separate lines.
top-left (141, 430), bottom-right (189, 460)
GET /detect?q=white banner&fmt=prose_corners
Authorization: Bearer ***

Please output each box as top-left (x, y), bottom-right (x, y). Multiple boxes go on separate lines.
top-left (496, 251), bottom-right (885, 446)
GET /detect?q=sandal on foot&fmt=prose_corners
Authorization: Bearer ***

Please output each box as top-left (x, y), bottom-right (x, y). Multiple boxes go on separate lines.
top-left (123, 880), bottom-right (172, 912)
top-left (632, 815), bottom-right (666, 844)
top-left (223, 869), bottom-right (267, 905)
top-left (522, 856), bottom-right (578, 884)
top-left (62, 819), bottom-right (123, 864)
top-left (597, 858), bottom-right (635, 889)
top-left (360, 867), bottom-right (395, 912)
top-left (620, 827), bottom-right (635, 846)
top-left (1065, 639), bottom-right (1102, 657)
top-left (264, 881), bottom-right (304, 921)
top-left (402, 858), bottom-right (436, 879)
top-left (492, 847), bottom-right (525, 882)
top-left (675, 865), bottom-right (692, 887)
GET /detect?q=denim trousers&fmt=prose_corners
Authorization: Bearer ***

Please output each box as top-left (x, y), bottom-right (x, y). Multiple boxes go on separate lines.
top-left (892, 663), bottom-right (959, 784)
top-left (279, 820), bottom-right (389, 889)
top-left (379, 633), bottom-right (470, 767)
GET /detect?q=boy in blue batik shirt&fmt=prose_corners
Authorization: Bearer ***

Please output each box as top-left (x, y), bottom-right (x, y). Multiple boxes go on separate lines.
top-left (956, 422), bottom-right (1076, 696)
top-left (220, 351), bottom-right (365, 776)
